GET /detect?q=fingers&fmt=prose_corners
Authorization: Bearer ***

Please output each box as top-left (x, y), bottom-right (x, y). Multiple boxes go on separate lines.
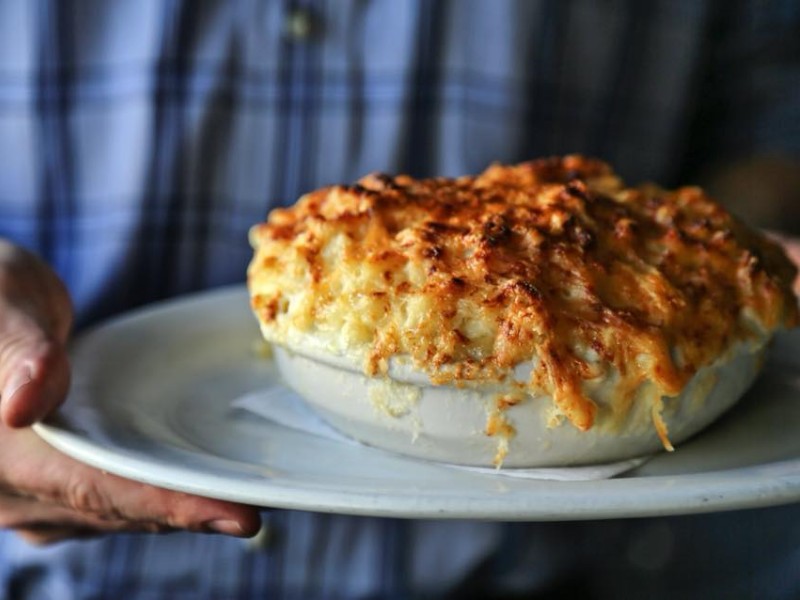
top-left (0, 490), bottom-right (133, 532)
top-left (45, 473), bottom-right (263, 536)
top-left (764, 231), bottom-right (800, 295)
top-left (0, 490), bottom-right (175, 545)
top-left (778, 237), bottom-right (800, 295)
top-left (783, 241), bottom-right (800, 295)
top-left (0, 425), bottom-right (262, 538)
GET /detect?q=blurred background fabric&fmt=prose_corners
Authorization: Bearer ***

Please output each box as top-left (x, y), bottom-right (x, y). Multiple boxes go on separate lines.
top-left (1, 0), bottom-right (797, 326)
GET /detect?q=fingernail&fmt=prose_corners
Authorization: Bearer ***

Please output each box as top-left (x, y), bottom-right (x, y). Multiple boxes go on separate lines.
top-left (205, 519), bottom-right (245, 536)
top-left (2, 366), bottom-right (32, 402)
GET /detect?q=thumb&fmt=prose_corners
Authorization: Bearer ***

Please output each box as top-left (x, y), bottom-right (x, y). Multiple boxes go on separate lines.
top-left (0, 327), bottom-right (70, 428)
top-left (0, 242), bottom-right (73, 428)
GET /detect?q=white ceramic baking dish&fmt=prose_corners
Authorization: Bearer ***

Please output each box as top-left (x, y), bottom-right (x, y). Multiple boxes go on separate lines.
top-left (272, 340), bottom-right (765, 468)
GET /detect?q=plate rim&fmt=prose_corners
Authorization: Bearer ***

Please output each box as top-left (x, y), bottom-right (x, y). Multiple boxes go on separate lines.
top-left (33, 285), bottom-right (800, 520)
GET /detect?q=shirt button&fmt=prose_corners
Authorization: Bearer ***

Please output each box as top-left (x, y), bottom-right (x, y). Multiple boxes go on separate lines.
top-left (283, 7), bottom-right (317, 41)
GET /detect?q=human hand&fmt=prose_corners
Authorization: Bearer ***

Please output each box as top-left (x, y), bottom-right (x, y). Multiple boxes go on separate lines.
top-left (784, 240), bottom-right (800, 296)
top-left (0, 240), bottom-right (261, 544)
top-left (766, 232), bottom-right (800, 296)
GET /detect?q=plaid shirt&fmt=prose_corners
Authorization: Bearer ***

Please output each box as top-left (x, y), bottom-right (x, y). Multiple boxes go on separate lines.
top-left (0, 1), bottom-right (798, 598)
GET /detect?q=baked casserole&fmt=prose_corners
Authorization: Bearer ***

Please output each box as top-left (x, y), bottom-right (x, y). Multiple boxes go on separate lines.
top-left (248, 156), bottom-right (798, 467)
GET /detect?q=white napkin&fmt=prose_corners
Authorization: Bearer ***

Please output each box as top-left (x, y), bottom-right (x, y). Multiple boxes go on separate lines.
top-left (232, 385), bottom-right (649, 481)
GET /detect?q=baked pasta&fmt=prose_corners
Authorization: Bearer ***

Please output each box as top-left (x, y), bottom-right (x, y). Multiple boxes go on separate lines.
top-left (248, 156), bottom-right (798, 466)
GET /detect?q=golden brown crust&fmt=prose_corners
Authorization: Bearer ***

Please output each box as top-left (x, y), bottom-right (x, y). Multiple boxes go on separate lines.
top-left (248, 155), bottom-right (799, 434)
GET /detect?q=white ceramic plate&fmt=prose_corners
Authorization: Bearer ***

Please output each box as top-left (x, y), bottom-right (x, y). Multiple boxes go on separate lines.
top-left (34, 286), bottom-right (800, 520)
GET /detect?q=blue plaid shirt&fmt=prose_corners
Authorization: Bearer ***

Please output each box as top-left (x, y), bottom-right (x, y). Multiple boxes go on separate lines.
top-left (0, 1), bottom-right (798, 598)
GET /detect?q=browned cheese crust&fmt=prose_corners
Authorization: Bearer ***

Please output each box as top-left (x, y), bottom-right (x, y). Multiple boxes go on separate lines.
top-left (248, 156), bottom-right (799, 434)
